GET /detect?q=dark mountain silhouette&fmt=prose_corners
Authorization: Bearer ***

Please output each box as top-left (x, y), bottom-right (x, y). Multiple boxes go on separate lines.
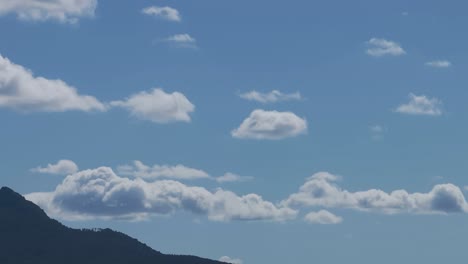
top-left (0, 186), bottom-right (226, 264)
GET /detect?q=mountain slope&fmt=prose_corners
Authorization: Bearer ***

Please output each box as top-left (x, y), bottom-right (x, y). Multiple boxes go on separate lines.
top-left (0, 186), bottom-right (225, 264)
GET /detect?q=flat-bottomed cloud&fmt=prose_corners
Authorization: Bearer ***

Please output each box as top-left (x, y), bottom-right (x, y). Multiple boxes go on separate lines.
top-left (232, 109), bottom-right (307, 140)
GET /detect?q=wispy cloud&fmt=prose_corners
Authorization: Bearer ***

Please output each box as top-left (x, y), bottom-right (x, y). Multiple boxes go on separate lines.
top-left (425, 60), bottom-right (451, 68)
top-left (162, 34), bottom-right (197, 48)
top-left (216, 173), bottom-right (253, 183)
top-left (117, 161), bottom-right (210, 181)
top-left (366, 38), bottom-right (406, 57)
top-left (31, 160), bottom-right (79, 175)
top-left (370, 125), bottom-right (385, 140)
top-left (219, 256), bottom-right (243, 264)
top-left (142, 6), bottom-right (181, 22)
top-left (232, 109), bottom-right (307, 140)
top-left (0, 0), bottom-right (97, 23)
top-left (395, 93), bottom-right (443, 116)
top-left (239, 90), bottom-right (302, 104)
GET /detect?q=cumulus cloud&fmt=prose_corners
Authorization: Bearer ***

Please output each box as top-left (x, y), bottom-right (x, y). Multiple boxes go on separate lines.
top-left (162, 34), bottom-right (197, 48)
top-left (0, 54), bottom-right (106, 112)
top-left (142, 6), bottom-right (180, 22)
top-left (0, 0), bottom-right (97, 23)
top-left (216, 173), bottom-right (253, 183)
top-left (219, 256), bottom-right (243, 264)
top-left (395, 93), bottom-right (443, 116)
top-left (425, 60), bottom-right (451, 68)
top-left (31, 160), bottom-right (79, 175)
top-left (239, 90), bottom-right (302, 104)
top-left (304, 210), bottom-right (343, 224)
top-left (366, 38), bottom-right (405, 57)
top-left (117, 160), bottom-right (210, 181)
top-left (232, 109), bottom-right (307, 140)
top-left (283, 172), bottom-right (468, 214)
top-left (110, 88), bottom-right (195, 123)
top-left (26, 167), bottom-right (297, 222)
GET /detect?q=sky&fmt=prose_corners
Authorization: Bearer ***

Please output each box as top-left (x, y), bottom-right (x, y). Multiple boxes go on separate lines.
top-left (1, 0), bottom-right (468, 263)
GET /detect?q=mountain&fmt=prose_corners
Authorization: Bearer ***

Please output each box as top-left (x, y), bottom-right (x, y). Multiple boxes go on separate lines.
top-left (0, 186), bottom-right (226, 264)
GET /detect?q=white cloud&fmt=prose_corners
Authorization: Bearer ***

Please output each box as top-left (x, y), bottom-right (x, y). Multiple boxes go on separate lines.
top-left (239, 90), bottom-right (302, 104)
top-left (117, 160), bottom-right (210, 181)
top-left (0, 54), bottom-right (106, 112)
top-left (304, 210), bottom-right (343, 224)
top-left (366, 38), bottom-right (406, 57)
top-left (216, 173), bottom-right (253, 183)
top-left (110, 88), bottom-right (195, 123)
top-left (31, 160), bottom-right (79, 175)
top-left (142, 6), bottom-right (181, 22)
top-left (283, 172), bottom-right (468, 214)
top-left (232, 109), bottom-right (307, 140)
top-left (395, 93), bottom-right (443, 116)
top-left (219, 256), bottom-right (243, 264)
top-left (425, 60), bottom-right (451, 68)
top-left (0, 0), bottom-right (97, 23)
top-left (26, 167), bottom-right (297, 222)
top-left (162, 34), bottom-right (197, 48)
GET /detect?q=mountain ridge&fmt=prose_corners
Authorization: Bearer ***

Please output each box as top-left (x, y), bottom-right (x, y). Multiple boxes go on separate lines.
top-left (0, 186), bottom-right (226, 264)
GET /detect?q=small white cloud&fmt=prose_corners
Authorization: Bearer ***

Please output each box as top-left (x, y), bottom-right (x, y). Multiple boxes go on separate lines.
top-left (232, 109), bottom-right (307, 140)
top-left (219, 256), bottom-right (243, 264)
top-left (216, 173), bottom-right (253, 183)
top-left (110, 88), bottom-right (195, 123)
top-left (0, 54), bottom-right (106, 112)
top-left (239, 90), bottom-right (302, 104)
top-left (117, 160), bottom-right (210, 180)
top-left (162, 34), bottom-right (197, 48)
top-left (366, 38), bottom-right (406, 57)
top-left (304, 210), bottom-right (343, 224)
top-left (402, 11), bottom-right (409, 16)
top-left (0, 0), bottom-right (97, 23)
top-left (395, 93), bottom-right (443, 116)
top-left (142, 6), bottom-right (181, 22)
top-left (31, 160), bottom-right (79, 175)
top-left (425, 60), bottom-right (451, 68)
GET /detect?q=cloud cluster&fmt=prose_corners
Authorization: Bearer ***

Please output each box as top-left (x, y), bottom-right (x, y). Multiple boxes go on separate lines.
top-left (31, 160), bottom-right (79, 175)
top-left (26, 167), bottom-right (296, 222)
top-left (110, 88), bottom-right (195, 123)
top-left (117, 160), bottom-right (210, 180)
top-left (142, 6), bottom-right (181, 22)
top-left (0, 54), bottom-right (106, 112)
top-left (395, 93), bottom-right (443, 116)
top-left (425, 60), bottom-right (451, 68)
top-left (239, 90), bottom-right (302, 104)
top-left (232, 109), bottom-right (307, 140)
top-left (0, 54), bottom-right (196, 123)
top-left (366, 38), bottom-right (405, 57)
top-left (219, 256), bottom-right (243, 264)
top-left (0, 0), bottom-right (97, 23)
top-left (283, 172), bottom-right (468, 214)
top-left (304, 210), bottom-right (343, 224)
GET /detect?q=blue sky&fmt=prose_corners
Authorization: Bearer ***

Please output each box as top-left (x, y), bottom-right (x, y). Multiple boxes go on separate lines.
top-left (1, 0), bottom-right (468, 263)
